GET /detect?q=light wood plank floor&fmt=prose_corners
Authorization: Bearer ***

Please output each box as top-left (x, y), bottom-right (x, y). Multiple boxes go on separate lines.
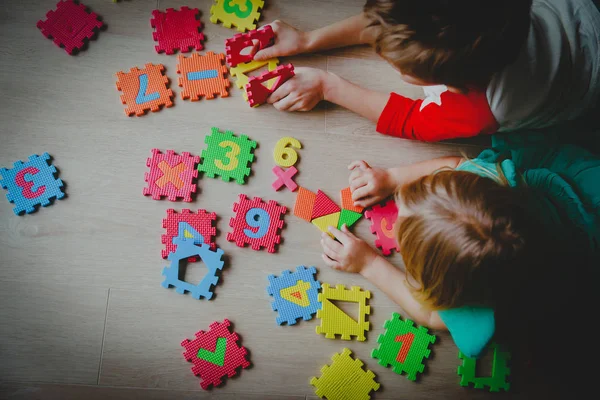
top-left (0, 1), bottom-right (557, 399)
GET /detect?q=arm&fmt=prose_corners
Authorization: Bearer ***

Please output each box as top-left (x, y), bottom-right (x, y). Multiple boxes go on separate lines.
top-left (323, 72), bottom-right (389, 122)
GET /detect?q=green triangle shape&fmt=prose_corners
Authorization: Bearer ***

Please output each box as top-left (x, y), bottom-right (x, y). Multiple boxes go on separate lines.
top-left (337, 209), bottom-right (363, 229)
top-left (196, 337), bottom-right (227, 366)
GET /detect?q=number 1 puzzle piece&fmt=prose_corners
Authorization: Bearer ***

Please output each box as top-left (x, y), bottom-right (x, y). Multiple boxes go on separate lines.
top-left (316, 284), bottom-right (371, 341)
top-left (246, 64), bottom-right (295, 107)
top-left (151, 7), bottom-right (205, 54)
top-left (210, 0), bottom-right (264, 32)
top-left (116, 63), bottom-right (174, 117)
top-left (177, 52), bottom-right (230, 101)
top-left (162, 209), bottom-right (217, 259)
top-left (143, 149), bottom-right (199, 202)
top-left (225, 25), bottom-right (274, 67)
top-left (364, 198), bottom-right (400, 256)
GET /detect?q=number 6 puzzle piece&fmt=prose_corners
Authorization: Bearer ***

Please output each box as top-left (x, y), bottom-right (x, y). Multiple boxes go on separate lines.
top-left (115, 63), bottom-right (174, 117)
top-left (177, 52), bottom-right (230, 101)
top-left (210, 0), bottom-right (264, 32)
top-left (225, 25), bottom-right (274, 67)
top-left (246, 64), bottom-right (295, 107)
top-left (364, 198), bottom-right (400, 256)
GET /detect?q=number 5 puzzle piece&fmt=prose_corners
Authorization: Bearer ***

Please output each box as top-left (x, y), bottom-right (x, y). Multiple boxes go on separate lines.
top-left (210, 0), bottom-right (264, 32)
top-left (225, 25), bottom-right (274, 67)
top-left (246, 64), bottom-right (295, 107)
top-left (364, 198), bottom-right (400, 256)
top-left (116, 63), bottom-right (174, 117)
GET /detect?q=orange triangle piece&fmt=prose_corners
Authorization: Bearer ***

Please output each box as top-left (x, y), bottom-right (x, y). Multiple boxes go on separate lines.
top-left (340, 187), bottom-right (364, 213)
top-left (311, 190), bottom-right (341, 220)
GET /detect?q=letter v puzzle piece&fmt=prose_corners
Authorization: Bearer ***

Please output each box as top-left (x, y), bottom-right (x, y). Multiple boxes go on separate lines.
top-left (225, 25), bottom-right (274, 67)
top-left (266, 266), bottom-right (321, 325)
top-left (177, 52), bottom-right (230, 101)
top-left (162, 209), bottom-right (217, 260)
top-left (364, 198), bottom-right (400, 256)
top-left (316, 284), bottom-right (371, 341)
top-left (0, 153), bottom-right (65, 215)
top-left (210, 0), bottom-right (264, 32)
top-left (246, 64), bottom-right (295, 107)
top-left (143, 149), bottom-right (199, 202)
top-left (181, 319), bottom-right (251, 389)
top-left (150, 7), bottom-right (205, 54)
top-left (116, 63), bottom-right (174, 117)
top-left (37, 0), bottom-right (103, 55)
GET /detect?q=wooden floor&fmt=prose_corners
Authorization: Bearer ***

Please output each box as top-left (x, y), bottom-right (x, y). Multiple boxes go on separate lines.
top-left (0, 1), bottom-right (548, 399)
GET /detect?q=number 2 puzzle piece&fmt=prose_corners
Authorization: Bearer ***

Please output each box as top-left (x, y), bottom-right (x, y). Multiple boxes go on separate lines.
top-left (150, 7), bottom-right (205, 54)
top-left (115, 63), bottom-right (174, 117)
top-left (225, 25), bottom-right (274, 67)
top-left (364, 198), bottom-right (400, 256)
top-left (36, 0), bottom-right (104, 55)
top-left (0, 153), bottom-right (65, 216)
top-left (181, 319), bottom-right (250, 389)
top-left (177, 52), bottom-right (230, 101)
top-left (457, 342), bottom-right (511, 392)
top-left (143, 149), bottom-right (199, 202)
top-left (162, 209), bottom-right (217, 260)
top-left (316, 284), bottom-right (371, 341)
top-left (210, 0), bottom-right (264, 32)
top-left (227, 194), bottom-right (287, 253)
top-left (266, 266), bottom-right (321, 325)
top-left (246, 64), bottom-right (295, 107)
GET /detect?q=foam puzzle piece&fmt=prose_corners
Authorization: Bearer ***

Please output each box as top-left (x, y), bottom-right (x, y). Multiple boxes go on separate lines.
top-left (266, 265), bottom-right (321, 325)
top-left (246, 64), bottom-right (295, 107)
top-left (272, 166), bottom-right (298, 192)
top-left (293, 187), bottom-right (316, 222)
top-left (310, 348), bottom-right (380, 400)
top-left (371, 312), bottom-right (436, 381)
top-left (0, 153), bottom-right (65, 215)
top-left (210, 0), bottom-right (264, 32)
top-left (316, 284), bottom-right (371, 341)
top-left (340, 187), bottom-right (364, 213)
top-left (337, 209), bottom-right (363, 230)
top-left (273, 136), bottom-right (302, 168)
top-left (227, 194), bottom-right (286, 253)
top-left (312, 190), bottom-right (341, 221)
top-left (177, 52), bottom-right (230, 101)
top-left (181, 319), bottom-right (250, 389)
top-left (458, 342), bottom-right (511, 392)
top-left (197, 127), bottom-right (257, 185)
top-left (225, 25), bottom-right (274, 67)
top-left (37, 0), bottom-right (103, 55)
top-left (162, 209), bottom-right (217, 260)
top-left (116, 63), bottom-right (174, 117)
top-left (150, 7), bottom-right (204, 54)
top-left (364, 198), bottom-right (400, 256)
top-left (143, 149), bottom-right (199, 202)
top-left (162, 237), bottom-right (225, 300)
top-left (312, 212), bottom-right (340, 238)
top-left (230, 58), bottom-right (279, 101)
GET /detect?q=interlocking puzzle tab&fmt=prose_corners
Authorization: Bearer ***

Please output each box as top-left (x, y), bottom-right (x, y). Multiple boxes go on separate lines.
top-left (364, 198), bottom-right (400, 256)
top-left (0, 153), bottom-right (65, 215)
top-left (272, 166), bottom-right (298, 192)
top-left (225, 25), bottom-right (274, 67)
top-left (116, 63), bottom-right (174, 117)
top-left (371, 312), bottom-right (436, 381)
top-left (177, 52), bottom-right (230, 101)
top-left (143, 149), bottom-right (199, 202)
top-left (181, 319), bottom-right (250, 389)
top-left (273, 136), bottom-right (302, 168)
top-left (457, 342), bottom-right (511, 392)
top-left (266, 266), bottom-right (321, 325)
top-left (162, 237), bottom-right (225, 300)
top-left (151, 7), bottom-right (205, 54)
top-left (162, 209), bottom-right (217, 260)
top-left (294, 187), bottom-right (316, 222)
top-left (210, 0), bottom-right (264, 32)
top-left (230, 58), bottom-right (279, 101)
top-left (227, 194), bottom-right (286, 253)
top-left (37, 0), bottom-right (104, 55)
top-left (246, 64), bottom-right (295, 107)
top-left (197, 127), bottom-right (257, 185)
top-left (316, 284), bottom-right (371, 341)
top-left (310, 348), bottom-right (380, 400)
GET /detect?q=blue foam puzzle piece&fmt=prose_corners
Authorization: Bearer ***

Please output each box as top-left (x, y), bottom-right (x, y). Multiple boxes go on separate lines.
top-left (0, 152), bottom-right (65, 215)
top-left (266, 265), bottom-right (321, 325)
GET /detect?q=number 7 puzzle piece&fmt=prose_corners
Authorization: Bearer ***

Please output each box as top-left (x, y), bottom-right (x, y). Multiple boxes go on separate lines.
top-left (364, 198), bottom-right (400, 256)
top-left (116, 63), bottom-right (174, 117)
top-left (246, 64), bottom-right (295, 107)
top-left (210, 0), bottom-right (264, 32)
top-left (225, 25), bottom-right (274, 67)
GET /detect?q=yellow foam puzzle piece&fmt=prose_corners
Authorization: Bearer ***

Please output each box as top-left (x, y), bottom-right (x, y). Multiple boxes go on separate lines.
top-left (316, 284), bottom-right (371, 341)
top-left (312, 212), bottom-right (341, 238)
top-left (210, 0), bottom-right (264, 33)
top-left (280, 280), bottom-right (311, 307)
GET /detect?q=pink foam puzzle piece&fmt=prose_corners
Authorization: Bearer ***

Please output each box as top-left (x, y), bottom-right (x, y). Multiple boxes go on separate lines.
top-left (272, 166), bottom-right (298, 192)
top-left (151, 6), bottom-right (205, 54)
top-left (143, 149), bottom-right (200, 202)
top-left (162, 208), bottom-right (217, 260)
top-left (311, 190), bottom-right (341, 220)
top-left (364, 198), bottom-right (400, 256)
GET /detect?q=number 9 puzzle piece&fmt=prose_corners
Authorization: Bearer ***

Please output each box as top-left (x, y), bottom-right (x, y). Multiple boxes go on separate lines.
top-left (210, 0), bottom-right (264, 32)
top-left (364, 198), bottom-right (400, 256)
top-left (116, 63), bottom-right (174, 117)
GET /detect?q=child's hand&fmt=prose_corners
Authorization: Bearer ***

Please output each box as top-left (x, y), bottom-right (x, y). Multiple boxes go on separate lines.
top-left (321, 225), bottom-right (379, 274)
top-left (254, 20), bottom-right (308, 60)
top-left (267, 67), bottom-right (330, 111)
top-left (348, 160), bottom-right (396, 208)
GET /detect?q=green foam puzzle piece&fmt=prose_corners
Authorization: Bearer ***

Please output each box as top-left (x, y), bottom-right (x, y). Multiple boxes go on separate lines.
top-left (196, 337), bottom-right (227, 366)
top-left (457, 342), bottom-right (511, 392)
top-left (337, 209), bottom-right (363, 229)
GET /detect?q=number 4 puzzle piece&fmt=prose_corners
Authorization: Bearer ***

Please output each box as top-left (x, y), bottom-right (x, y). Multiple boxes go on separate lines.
top-left (116, 63), bottom-right (174, 117)
top-left (225, 25), bottom-right (274, 67)
top-left (246, 64), bottom-right (295, 107)
top-left (364, 198), bottom-right (400, 256)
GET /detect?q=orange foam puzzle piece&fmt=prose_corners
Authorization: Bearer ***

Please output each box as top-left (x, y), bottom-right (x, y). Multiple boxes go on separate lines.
top-left (177, 52), bottom-right (230, 101)
top-left (115, 63), bottom-right (174, 117)
top-left (341, 187), bottom-right (364, 213)
top-left (294, 187), bottom-right (316, 222)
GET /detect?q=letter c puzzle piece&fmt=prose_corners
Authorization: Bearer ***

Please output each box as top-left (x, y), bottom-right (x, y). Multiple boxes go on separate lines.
top-left (116, 63), bottom-right (174, 117)
top-left (364, 198), bottom-right (400, 256)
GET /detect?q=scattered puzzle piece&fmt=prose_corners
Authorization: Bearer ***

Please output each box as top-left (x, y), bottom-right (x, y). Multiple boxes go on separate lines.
top-left (273, 136), bottom-right (302, 168)
top-left (338, 209), bottom-right (363, 230)
top-left (310, 348), bottom-right (380, 400)
top-left (210, 0), bottom-right (264, 32)
top-left (458, 342), bottom-right (511, 392)
top-left (266, 265), bottom-right (321, 325)
top-left (246, 64), bottom-right (295, 107)
top-left (364, 198), bottom-right (400, 256)
top-left (143, 149), bottom-right (199, 202)
top-left (230, 58), bottom-right (279, 101)
top-left (312, 190), bottom-right (341, 220)
top-left (177, 52), bottom-right (230, 101)
top-left (340, 187), bottom-right (364, 213)
top-left (316, 284), bottom-right (371, 341)
top-left (150, 7), bottom-right (204, 54)
top-left (116, 63), bottom-right (174, 117)
top-left (181, 319), bottom-right (250, 389)
top-left (272, 166), bottom-right (298, 192)
top-left (225, 25), bottom-right (274, 67)
top-left (37, 0), bottom-right (103, 55)
top-left (0, 153), bottom-right (65, 215)
top-left (312, 212), bottom-right (340, 238)
top-left (162, 209), bottom-right (217, 260)
top-left (293, 187), bottom-right (316, 222)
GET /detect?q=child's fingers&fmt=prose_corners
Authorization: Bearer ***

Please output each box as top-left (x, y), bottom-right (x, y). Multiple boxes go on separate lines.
top-left (348, 160), bottom-right (369, 170)
top-left (328, 225), bottom-right (352, 245)
top-left (351, 185), bottom-right (372, 202)
top-left (321, 232), bottom-right (343, 254)
top-left (267, 80), bottom-right (293, 104)
top-left (322, 253), bottom-right (342, 269)
top-left (272, 94), bottom-right (297, 111)
top-left (349, 175), bottom-right (368, 192)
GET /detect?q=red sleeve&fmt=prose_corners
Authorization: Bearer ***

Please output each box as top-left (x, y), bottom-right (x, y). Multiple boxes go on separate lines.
top-left (376, 89), bottom-right (499, 142)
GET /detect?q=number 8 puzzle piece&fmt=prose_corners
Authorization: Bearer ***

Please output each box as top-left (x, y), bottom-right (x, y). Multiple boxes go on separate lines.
top-left (116, 63), bottom-right (174, 116)
top-left (210, 0), bottom-right (264, 32)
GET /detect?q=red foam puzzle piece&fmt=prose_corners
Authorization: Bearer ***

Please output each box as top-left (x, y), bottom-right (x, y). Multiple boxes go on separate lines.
top-left (181, 319), bottom-right (250, 390)
top-left (225, 25), bottom-right (274, 67)
top-left (151, 7), bottom-right (205, 54)
top-left (272, 166), bottom-right (298, 192)
top-left (36, 0), bottom-right (103, 55)
top-left (311, 190), bottom-right (341, 220)
top-left (162, 209), bottom-right (217, 260)
top-left (143, 149), bottom-right (199, 202)
top-left (364, 199), bottom-right (400, 256)
top-left (246, 64), bottom-right (295, 107)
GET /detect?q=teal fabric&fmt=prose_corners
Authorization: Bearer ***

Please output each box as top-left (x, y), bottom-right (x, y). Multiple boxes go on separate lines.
top-left (438, 307), bottom-right (495, 358)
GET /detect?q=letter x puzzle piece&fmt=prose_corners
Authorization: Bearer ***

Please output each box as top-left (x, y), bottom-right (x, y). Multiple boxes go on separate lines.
top-left (210, 0), bottom-right (264, 32)
top-left (150, 6), bottom-right (204, 54)
top-left (181, 319), bottom-right (250, 389)
top-left (115, 63), bottom-right (174, 117)
top-left (371, 312), bottom-right (436, 381)
top-left (230, 58), bottom-right (279, 101)
top-left (272, 166), bottom-right (298, 192)
top-left (310, 348), bottom-right (380, 400)
top-left (458, 342), bottom-right (511, 392)
top-left (246, 64), bottom-right (295, 107)
top-left (364, 198), bottom-right (400, 256)
top-left (162, 237), bottom-right (225, 300)
top-left (36, 0), bottom-right (103, 55)
top-left (266, 266), bottom-right (321, 325)
top-left (197, 127), bottom-right (256, 185)
top-left (143, 149), bottom-right (199, 202)
top-left (0, 153), bottom-right (65, 216)
top-left (177, 52), bottom-right (230, 101)
top-left (227, 194), bottom-right (287, 253)
top-left (316, 284), bottom-right (371, 341)
top-left (225, 25), bottom-right (274, 67)
top-left (162, 209), bottom-right (217, 260)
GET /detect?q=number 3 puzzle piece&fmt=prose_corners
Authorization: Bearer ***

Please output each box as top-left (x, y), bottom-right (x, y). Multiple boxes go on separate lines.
top-left (210, 0), bottom-right (264, 32)
top-left (225, 25), bottom-right (274, 67)
top-left (246, 64), bottom-right (295, 107)
top-left (364, 198), bottom-right (400, 256)
top-left (116, 63), bottom-right (174, 117)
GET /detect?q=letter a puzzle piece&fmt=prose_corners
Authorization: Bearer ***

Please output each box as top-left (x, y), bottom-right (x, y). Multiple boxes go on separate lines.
top-left (458, 342), bottom-right (511, 392)
top-left (177, 52), bottom-right (230, 101)
top-left (225, 25), bottom-right (274, 67)
top-left (143, 149), bottom-right (199, 202)
top-left (312, 190), bottom-right (341, 220)
top-left (294, 187), bottom-right (316, 222)
top-left (116, 63), bottom-right (174, 117)
top-left (312, 212), bottom-right (340, 238)
top-left (181, 319), bottom-right (250, 389)
top-left (364, 198), bottom-right (400, 256)
top-left (266, 266), bottom-right (321, 325)
top-left (0, 153), bottom-right (65, 216)
top-left (210, 0), bottom-right (264, 32)
top-left (162, 209), bottom-right (217, 260)
top-left (371, 312), bottom-right (436, 381)
top-left (340, 187), bottom-right (364, 213)
top-left (310, 348), bottom-right (380, 400)
top-left (337, 209), bottom-right (363, 230)
top-left (246, 64), bottom-right (295, 107)
top-left (150, 7), bottom-right (204, 54)
top-left (316, 284), bottom-right (371, 341)
top-left (227, 194), bottom-right (287, 253)
top-left (37, 0), bottom-right (104, 55)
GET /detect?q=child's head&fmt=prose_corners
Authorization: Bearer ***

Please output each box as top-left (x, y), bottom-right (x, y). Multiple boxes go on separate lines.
top-left (363, 0), bottom-right (532, 90)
